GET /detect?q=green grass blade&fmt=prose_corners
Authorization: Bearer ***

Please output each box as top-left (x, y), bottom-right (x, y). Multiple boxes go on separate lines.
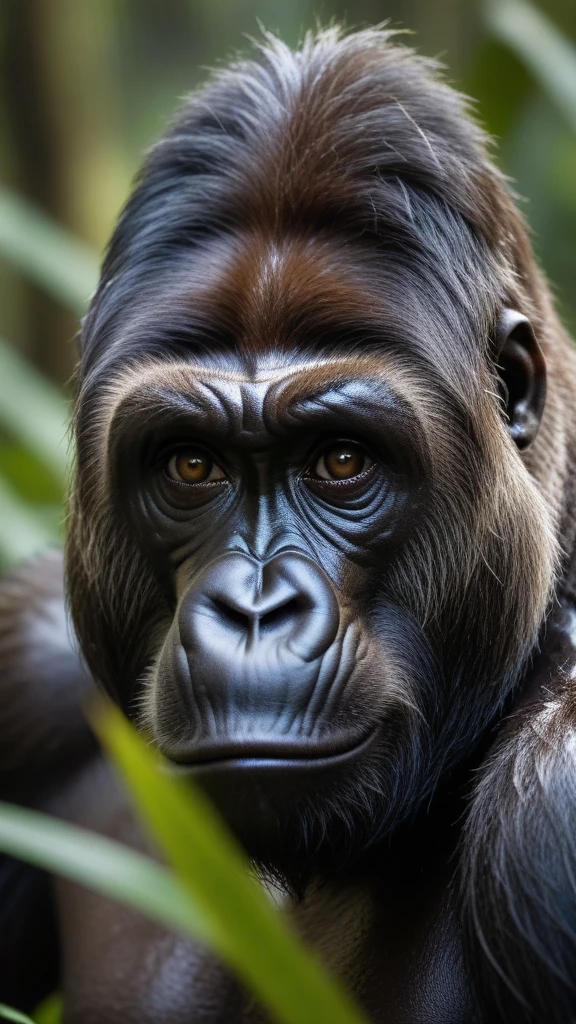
top-left (0, 190), bottom-right (98, 314)
top-left (0, 1005), bottom-right (35, 1024)
top-left (95, 703), bottom-right (368, 1024)
top-left (0, 340), bottom-right (69, 485)
top-left (0, 801), bottom-right (212, 942)
top-left (485, 0), bottom-right (576, 135)
top-left (32, 994), bottom-right (62, 1024)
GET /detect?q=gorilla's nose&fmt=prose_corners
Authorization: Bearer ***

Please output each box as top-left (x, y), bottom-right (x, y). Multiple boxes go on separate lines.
top-left (186, 551), bottom-right (339, 663)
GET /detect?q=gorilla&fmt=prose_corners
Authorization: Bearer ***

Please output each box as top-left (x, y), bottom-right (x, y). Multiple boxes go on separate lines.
top-left (1, 25), bottom-right (575, 1024)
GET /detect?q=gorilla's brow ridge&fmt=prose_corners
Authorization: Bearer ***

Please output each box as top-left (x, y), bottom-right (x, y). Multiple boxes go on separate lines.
top-left (99, 355), bottom-right (422, 451)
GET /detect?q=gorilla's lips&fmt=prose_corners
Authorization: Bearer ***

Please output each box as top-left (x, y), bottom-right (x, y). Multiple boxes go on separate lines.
top-left (165, 724), bottom-right (378, 771)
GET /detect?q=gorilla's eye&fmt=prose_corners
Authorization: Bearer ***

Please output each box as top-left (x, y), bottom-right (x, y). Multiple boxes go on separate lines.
top-left (313, 443), bottom-right (373, 481)
top-left (165, 450), bottom-right (225, 485)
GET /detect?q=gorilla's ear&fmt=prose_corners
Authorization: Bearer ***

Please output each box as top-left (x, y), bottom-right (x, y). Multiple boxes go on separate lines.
top-left (495, 309), bottom-right (546, 450)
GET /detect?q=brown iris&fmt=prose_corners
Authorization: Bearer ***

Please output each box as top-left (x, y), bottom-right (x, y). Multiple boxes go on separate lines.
top-left (166, 450), bottom-right (224, 484)
top-left (314, 443), bottom-right (371, 481)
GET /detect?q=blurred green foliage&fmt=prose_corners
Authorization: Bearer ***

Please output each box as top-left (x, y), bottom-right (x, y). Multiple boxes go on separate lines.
top-left (0, 1005), bottom-right (35, 1023)
top-left (29, 996), bottom-right (61, 1024)
top-left (0, 0), bottom-right (574, 572)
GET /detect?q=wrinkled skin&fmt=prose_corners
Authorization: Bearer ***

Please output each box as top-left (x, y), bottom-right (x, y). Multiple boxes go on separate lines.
top-left (117, 358), bottom-right (432, 873)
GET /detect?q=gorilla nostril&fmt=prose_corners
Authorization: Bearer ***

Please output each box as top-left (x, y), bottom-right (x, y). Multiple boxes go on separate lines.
top-left (259, 597), bottom-right (301, 633)
top-left (211, 595), bottom-right (302, 634)
top-left (193, 552), bottom-right (340, 660)
top-left (211, 598), bottom-right (251, 631)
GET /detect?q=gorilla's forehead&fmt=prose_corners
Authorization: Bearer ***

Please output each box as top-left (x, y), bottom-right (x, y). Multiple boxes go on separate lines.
top-left (87, 227), bottom-right (479, 453)
top-left (93, 227), bottom-right (428, 375)
top-left (84, 222), bottom-right (490, 433)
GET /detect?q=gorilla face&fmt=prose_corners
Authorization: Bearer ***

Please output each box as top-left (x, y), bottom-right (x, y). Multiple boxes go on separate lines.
top-left (68, 227), bottom-right (553, 886)
top-left (67, 31), bottom-right (557, 886)
top-left (134, 362), bottom-right (422, 755)
top-left (106, 352), bottom-right (430, 874)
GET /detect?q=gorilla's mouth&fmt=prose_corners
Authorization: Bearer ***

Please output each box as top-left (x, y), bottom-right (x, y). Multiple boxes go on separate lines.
top-left (165, 725), bottom-right (378, 772)
top-left (164, 726), bottom-right (382, 882)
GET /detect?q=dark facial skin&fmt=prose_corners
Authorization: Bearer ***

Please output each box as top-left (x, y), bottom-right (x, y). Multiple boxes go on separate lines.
top-left (107, 357), bottom-right (430, 869)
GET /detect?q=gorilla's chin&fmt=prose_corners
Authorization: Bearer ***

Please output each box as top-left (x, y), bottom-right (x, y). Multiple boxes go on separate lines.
top-left (171, 727), bottom-right (408, 894)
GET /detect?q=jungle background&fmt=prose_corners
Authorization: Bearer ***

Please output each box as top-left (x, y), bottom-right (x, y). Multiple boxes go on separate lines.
top-left (0, 0), bottom-right (575, 566)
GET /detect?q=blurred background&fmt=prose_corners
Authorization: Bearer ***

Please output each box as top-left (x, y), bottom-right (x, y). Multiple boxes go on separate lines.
top-left (0, 0), bottom-right (575, 569)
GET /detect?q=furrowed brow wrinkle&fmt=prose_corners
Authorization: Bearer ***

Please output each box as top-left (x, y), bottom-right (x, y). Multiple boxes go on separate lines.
top-left (194, 379), bottom-right (239, 422)
top-left (114, 390), bottom-right (238, 456)
top-left (100, 356), bottom-right (413, 449)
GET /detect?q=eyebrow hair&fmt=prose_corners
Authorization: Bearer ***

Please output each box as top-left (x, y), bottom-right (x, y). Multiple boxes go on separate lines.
top-left (95, 353), bottom-right (429, 468)
top-left (97, 353), bottom-right (418, 425)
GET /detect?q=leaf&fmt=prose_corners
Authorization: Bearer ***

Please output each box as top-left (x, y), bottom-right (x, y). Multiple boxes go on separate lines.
top-left (95, 703), bottom-right (368, 1024)
top-left (0, 801), bottom-right (213, 943)
top-left (32, 994), bottom-right (62, 1024)
top-left (0, 340), bottom-right (69, 485)
top-left (0, 189), bottom-right (98, 315)
top-left (0, 1005), bottom-right (35, 1024)
top-left (485, 0), bottom-right (576, 135)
